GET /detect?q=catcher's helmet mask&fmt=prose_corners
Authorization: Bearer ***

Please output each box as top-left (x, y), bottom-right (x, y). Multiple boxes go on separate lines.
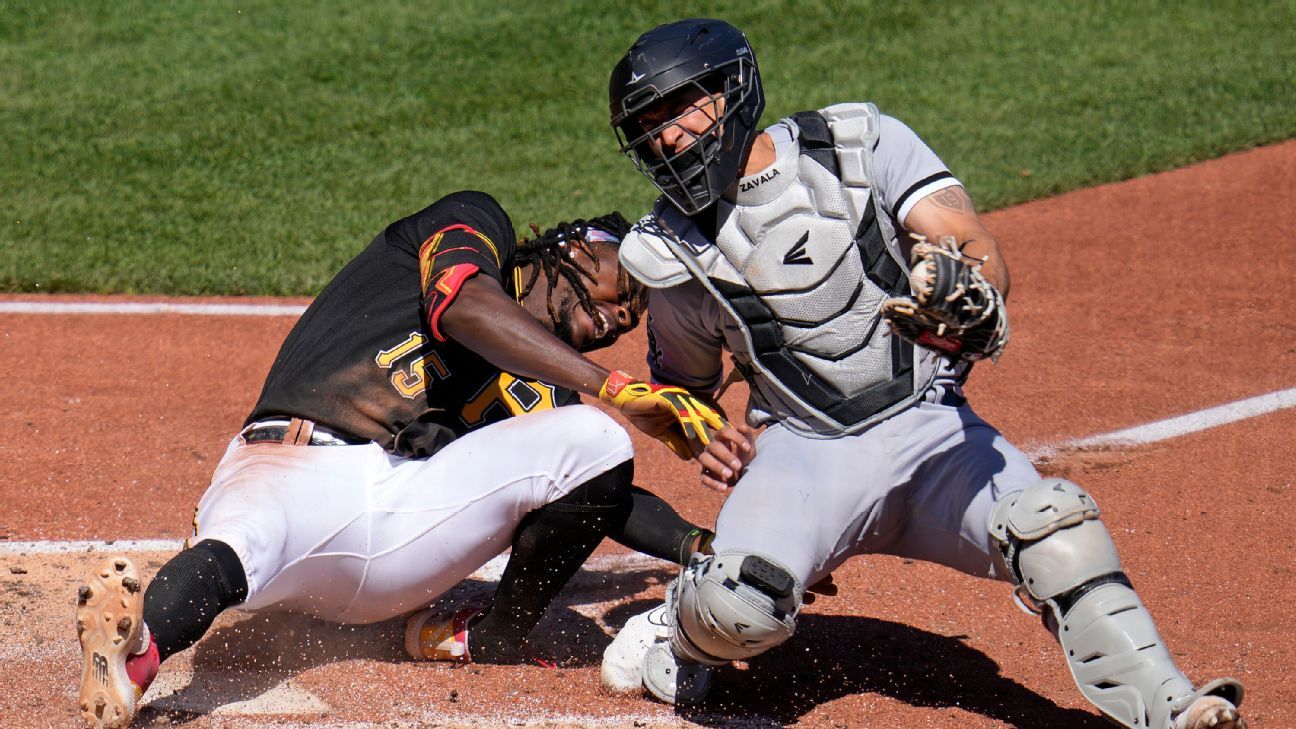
top-left (610, 19), bottom-right (766, 216)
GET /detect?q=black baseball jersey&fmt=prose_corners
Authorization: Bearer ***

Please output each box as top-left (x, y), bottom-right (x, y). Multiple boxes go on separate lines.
top-left (247, 190), bottom-right (579, 458)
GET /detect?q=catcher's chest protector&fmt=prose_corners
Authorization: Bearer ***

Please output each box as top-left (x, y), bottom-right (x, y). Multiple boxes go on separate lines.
top-left (627, 103), bottom-right (941, 435)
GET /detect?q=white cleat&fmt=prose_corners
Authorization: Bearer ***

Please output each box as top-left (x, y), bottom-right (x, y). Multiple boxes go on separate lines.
top-left (601, 603), bottom-right (670, 692)
top-left (601, 602), bottom-right (714, 704)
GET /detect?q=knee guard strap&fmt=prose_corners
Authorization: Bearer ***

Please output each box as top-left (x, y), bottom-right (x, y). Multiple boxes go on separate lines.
top-left (668, 551), bottom-right (801, 665)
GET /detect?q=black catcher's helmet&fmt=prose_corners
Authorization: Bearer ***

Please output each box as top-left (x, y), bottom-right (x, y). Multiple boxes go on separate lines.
top-left (609, 19), bottom-right (765, 216)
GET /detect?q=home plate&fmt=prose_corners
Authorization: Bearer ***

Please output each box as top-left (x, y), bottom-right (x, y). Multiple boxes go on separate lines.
top-left (142, 668), bottom-right (328, 715)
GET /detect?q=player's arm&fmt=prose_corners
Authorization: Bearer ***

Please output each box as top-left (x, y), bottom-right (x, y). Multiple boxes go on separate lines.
top-left (440, 275), bottom-right (721, 459)
top-left (903, 186), bottom-right (1010, 298)
top-left (874, 114), bottom-right (1010, 298)
top-left (440, 275), bottom-right (610, 397)
top-left (415, 211), bottom-right (612, 397)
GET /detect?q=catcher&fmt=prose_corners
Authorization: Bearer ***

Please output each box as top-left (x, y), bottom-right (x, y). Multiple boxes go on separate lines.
top-left (597, 18), bottom-right (1246, 729)
top-left (75, 191), bottom-right (726, 728)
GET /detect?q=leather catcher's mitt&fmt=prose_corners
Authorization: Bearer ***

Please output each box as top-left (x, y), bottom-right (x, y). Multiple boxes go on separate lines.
top-left (881, 236), bottom-right (1009, 362)
top-left (600, 371), bottom-right (728, 460)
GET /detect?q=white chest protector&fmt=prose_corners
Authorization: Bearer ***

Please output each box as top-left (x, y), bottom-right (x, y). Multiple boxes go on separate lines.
top-left (621, 103), bottom-right (942, 436)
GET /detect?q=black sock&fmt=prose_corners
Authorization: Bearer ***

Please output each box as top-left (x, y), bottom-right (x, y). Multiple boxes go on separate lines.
top-left (610, 485), bottom-right (712, 566)
top-left (469, 459), bottom-right (633, 662)
top-left (143, 539), bottom-right (248, 661)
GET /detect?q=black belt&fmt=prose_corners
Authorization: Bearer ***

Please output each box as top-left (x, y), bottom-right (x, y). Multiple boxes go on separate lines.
top-left (240, 417), bottom-right (369, 446)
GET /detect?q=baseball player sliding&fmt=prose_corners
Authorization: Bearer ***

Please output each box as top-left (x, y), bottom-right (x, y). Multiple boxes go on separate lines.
top-left (75, 191), bottom-right (722, 728)
top-left (598, 18), bottom-right (1246, 729)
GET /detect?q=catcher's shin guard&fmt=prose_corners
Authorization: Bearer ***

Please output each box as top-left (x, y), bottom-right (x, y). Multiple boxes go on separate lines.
top-left (990, 480), bottom-right (1244, 729)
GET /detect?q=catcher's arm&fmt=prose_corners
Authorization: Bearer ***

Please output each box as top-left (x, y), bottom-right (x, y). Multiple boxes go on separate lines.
top-left (904, 185), bottom-right (1009, 297)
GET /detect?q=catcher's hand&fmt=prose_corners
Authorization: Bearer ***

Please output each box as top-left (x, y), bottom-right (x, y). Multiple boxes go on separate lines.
top-left (600, 370), bottom-right (728, 460)
top-left (881, 235), bottom-right (1010, 362)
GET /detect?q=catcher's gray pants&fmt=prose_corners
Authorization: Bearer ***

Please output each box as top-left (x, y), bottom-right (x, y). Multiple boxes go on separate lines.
top-left (705, 397), bottom-right (1243, 729)
top-left (712, 396), bottom-right (1037, 587)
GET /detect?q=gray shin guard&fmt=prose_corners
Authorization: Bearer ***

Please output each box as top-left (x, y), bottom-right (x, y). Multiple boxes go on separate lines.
top-left (1056, 582), bottom-right (1192, 728)
top-left (990, 479), bottom-right (1197, 729)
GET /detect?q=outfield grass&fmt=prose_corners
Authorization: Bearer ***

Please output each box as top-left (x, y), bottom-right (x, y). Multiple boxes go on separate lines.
top-left (3, 0), bottom-right (1293, 294)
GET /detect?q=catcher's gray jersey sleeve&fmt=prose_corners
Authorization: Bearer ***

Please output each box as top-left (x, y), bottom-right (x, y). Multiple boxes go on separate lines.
top-left (644, 280), bottom-right (727, 393)
top-left (872, 114), bottom-right (961, 225)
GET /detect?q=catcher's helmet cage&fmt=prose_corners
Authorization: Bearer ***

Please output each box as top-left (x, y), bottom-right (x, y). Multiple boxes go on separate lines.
top-left (609, 18), bottom-right (765, 216)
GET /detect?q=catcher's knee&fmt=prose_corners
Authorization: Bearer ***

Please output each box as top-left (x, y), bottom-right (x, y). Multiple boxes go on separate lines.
top-left (989, 478), bottom-right (1129, 616)
top-left (669, 551), bottom-right (801, 665)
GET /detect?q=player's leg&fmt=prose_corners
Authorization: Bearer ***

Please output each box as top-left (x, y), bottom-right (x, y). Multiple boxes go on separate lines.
top-left (478, 480), bottom-right (713, 651)
top-left (989, 480), bottom-right (1245, 729)
top-left (75, 431), bottom-right (328, 729)
top-left (456, 458), bottom-right (634, 661)
top-left (610, 485), bottom-right (713, 565)
top-left (143, 539), bottom-right (249, 661)
top-left (417, 479), bottom-right (712, 664)
top-left (323, 404), bottom-right (636, 661)
top-left (888, 400), bottom-right (1245, 729)
top-left (77, 538), bottom-right (249, 721)
top-left (605, 422), bottom-right (898, 703)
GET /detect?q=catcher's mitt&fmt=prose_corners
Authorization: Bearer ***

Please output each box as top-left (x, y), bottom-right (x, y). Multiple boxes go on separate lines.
top-left (600, 371), bottom-right (728, 460)
top-left (881, 235), bottom-right (1009, 362)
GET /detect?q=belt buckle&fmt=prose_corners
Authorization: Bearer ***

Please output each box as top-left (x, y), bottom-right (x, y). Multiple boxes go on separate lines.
top-left (241, 418), bottom-right (362, 446)
top-left (241, 420), bottom-right (287, 444)
top-left (309, 430), bottom-right (349, 446)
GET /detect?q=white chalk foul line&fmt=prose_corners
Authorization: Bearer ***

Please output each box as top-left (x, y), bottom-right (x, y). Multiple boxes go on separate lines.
top-left (1068, 386), bottom-right (1296, 447)
top-left (0, 538), bottom-right (182, 555)
top-left (1025, 385), bottom-right (1296, 460)
top-left (0, 540), bottom-right (663, 580)
top-left (0, 301), bottom-right (307, 316)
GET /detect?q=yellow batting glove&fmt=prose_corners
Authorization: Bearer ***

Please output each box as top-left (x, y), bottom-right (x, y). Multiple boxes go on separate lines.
top-left (600, 370), bottom-right (728, 460)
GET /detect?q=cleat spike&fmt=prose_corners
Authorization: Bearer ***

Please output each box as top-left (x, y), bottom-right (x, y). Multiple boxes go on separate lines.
top-left (79, 557), bottom-right (145, 728)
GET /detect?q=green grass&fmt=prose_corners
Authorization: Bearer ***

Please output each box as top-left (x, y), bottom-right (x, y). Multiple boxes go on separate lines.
top-left (3, 0), bottom-right (1293, 294)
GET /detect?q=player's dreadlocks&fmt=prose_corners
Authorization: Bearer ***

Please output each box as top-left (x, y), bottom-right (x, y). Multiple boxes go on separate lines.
top-left (515, 211), bottom-right (649, 335)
